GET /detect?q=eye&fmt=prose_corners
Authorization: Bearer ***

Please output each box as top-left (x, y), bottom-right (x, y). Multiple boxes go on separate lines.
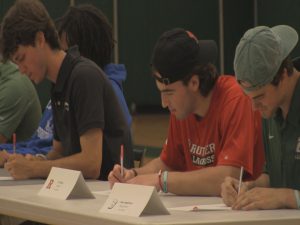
top-left (162, 91), bottom-right (174, 97)
top-left (14, 54), bottom-right (25, 65)
top-left (253, 94), bottom-right (264, 103)
top-left (18, 54), bottom-right (25, 63)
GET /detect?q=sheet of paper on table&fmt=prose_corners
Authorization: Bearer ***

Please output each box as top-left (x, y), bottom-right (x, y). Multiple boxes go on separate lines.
top-left (0, 176), bottom-right (13, 181)
top-left (168, 203), bottom-right (231, 211)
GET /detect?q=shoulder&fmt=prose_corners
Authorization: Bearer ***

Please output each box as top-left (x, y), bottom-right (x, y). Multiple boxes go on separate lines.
top-left (0, 76), bottom-right (34, 103)
top-left (214, 75), bottom-right (249, 103)
top-left (71, 58), bottom-right (106, 82)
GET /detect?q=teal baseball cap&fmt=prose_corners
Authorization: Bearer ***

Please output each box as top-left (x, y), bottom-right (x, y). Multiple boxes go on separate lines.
top-left (234, 25), bottom-right (298, 91)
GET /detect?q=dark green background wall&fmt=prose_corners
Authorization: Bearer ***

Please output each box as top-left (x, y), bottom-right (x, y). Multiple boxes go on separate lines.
top-left (1, 0), bottom-right (300, 111)
top-left (257, 0), bottom-right (300, 58)
top-left (118, 0), bottom-right (219, 109)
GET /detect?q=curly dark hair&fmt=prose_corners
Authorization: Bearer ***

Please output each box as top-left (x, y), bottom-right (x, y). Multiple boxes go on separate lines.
top-left (56, 4), bottom-right (114, 68)
top-left (0, 0), bottom-right (60, 61)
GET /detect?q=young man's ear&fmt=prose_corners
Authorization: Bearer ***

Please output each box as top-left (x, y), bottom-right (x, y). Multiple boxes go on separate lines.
top-left (189, 74), bottom-right (200, 91)
top-left (35, 31), bottom-right (46, 47)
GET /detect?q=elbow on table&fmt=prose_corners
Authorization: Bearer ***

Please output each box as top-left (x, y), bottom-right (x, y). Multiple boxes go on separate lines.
top-left (84, 164), bottom-right (101, 179)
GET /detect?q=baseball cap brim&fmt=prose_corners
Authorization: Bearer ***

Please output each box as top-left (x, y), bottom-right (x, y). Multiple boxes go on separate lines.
top-left (272, 25), bottom-right (298, 62)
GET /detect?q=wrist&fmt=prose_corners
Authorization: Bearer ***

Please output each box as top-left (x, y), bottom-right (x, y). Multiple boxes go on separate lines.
top-left (157, 170), bottom-right (163, 191)
top-left (131, 168), bottom-right (138, 177)
top-left (277, 188), bottom-right (299, 209)
top-left (244, 181), bottom-right (255, 190)
top-left (294, 190), bottom-right (300, 209)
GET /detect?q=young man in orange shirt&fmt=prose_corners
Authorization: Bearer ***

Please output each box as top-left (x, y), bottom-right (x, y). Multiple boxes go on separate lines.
top-left (109, 28), bottom-right (265, 196)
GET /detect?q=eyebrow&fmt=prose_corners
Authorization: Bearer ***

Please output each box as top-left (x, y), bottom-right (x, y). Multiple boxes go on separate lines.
top-left (160, 89), bottom-right (174, 93)
top-left (252, 93), bottom-right (264, 100)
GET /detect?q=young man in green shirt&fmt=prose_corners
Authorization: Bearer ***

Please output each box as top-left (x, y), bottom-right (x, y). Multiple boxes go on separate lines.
top-left (221, 25), bottom-right (300, 210)
top-left (0, 60), bottom-right (41, 143)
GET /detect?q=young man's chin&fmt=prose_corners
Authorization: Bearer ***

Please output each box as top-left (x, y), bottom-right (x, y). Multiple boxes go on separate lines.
top-left (261, 110), bottom-right (275, 119)
top-left (174, 112), bottom-right (189, 120)
top-left (32, 78), bottom-right (42, 85)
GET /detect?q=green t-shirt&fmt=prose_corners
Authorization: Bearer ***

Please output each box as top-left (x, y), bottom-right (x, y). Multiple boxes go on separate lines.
top-left (0, 61), bottom-right (41, 142)
top-left (263, 78), bottom-right (300, 189)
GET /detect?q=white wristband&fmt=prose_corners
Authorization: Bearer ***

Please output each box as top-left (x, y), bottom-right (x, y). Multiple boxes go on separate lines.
top-left (294, 190), bottom-right (300, 209)
top-left (35, 154), bottom-right (47, 160)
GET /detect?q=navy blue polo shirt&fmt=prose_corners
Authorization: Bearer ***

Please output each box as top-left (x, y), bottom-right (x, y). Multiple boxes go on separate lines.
top-left (51, 47), bottom-right (133, 180)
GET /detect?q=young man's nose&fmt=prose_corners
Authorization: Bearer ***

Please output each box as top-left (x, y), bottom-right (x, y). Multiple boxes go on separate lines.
top-left (161, 95), bottom-right (169, 108)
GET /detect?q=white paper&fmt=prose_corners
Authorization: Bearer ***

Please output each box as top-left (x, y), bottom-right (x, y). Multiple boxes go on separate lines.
top-left (100, 183), bottom-right (169, 217)
top-left (0, 176), bottom-right (13, 181)
top-left (93, 190), bottom-right (175, 197)
top-left (38, 167), bottom-right (94, 200)
top-left (168, 203), bottom-right (231, 211)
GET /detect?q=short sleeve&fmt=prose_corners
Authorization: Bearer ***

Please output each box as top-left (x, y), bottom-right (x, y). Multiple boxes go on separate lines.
top-left (216, 95), bottom-right (264, 179)
top-left (71, 65), bottom-right (106, 135)
top-left (160, 115), bottom-right (186, 171)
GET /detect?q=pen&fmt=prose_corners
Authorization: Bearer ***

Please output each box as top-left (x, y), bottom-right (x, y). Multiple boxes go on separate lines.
top-left (120, 144), bottom-right (124, 178)
top-left (13, 133), bottom-right (16, 154)
top-left (237, 166), bottom-right (244, 195)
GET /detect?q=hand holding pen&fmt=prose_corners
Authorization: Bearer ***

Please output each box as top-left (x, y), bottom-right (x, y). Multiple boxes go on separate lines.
top-left (221, 167), bottom-right (249, 207)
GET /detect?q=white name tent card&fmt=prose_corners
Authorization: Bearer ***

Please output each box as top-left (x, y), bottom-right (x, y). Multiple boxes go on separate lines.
top-left (38, 167), bottom-right (94, 200)
top-left (100, 183), bottom-right (169, 217)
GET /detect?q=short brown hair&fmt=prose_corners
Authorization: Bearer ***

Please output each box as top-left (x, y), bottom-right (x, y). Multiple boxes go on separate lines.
top-left (0, 0), bottom-right (60, 61)
top-left (271, 57), bottom-right (294, 86)
top-left (182, 63), bottom-right (219, 97)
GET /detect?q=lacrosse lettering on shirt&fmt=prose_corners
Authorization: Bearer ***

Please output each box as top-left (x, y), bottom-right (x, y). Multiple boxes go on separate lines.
top-left (189, 141), bottom-right (215, 166)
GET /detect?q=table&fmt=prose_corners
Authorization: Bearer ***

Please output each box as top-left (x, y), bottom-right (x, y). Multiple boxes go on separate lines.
top-left (1, 169), bottom-right (300, 225)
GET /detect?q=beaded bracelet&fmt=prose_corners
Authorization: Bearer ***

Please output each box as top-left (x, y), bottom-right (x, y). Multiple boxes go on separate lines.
top-left (162, 171), bottom-right (168, 193)
top-left (294, 190), bottom-right (300, 209)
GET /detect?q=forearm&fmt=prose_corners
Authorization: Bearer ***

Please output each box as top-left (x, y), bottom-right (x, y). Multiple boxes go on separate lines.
top-left (250, 174), bottom-right (299, 209)
top-left (280, 189), bottom-right (300, 209)
top-left (135, 157), bottom-right (169, 175)
top-left (167, 166), bottom-right (240, 196)
top-left (33, 152), bottom-right (101, 179)
top-left (46, 149), bottom-right (63, 160)
top-left (251, 173), bottom-right (270, 188)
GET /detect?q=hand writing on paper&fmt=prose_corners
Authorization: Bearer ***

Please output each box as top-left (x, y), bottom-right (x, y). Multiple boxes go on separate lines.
top-left (108, 164), bottom-right (136, 188)
top-left (4, 154), bottom-right (35, 179)
top-left (221, 176), bottom-right (251, 206)
top-left (232, 187), bottom-right (295, 210)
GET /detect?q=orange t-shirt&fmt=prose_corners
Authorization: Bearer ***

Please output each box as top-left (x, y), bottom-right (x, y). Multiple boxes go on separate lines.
top-left (160, 75), bottom-right (264, 179)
